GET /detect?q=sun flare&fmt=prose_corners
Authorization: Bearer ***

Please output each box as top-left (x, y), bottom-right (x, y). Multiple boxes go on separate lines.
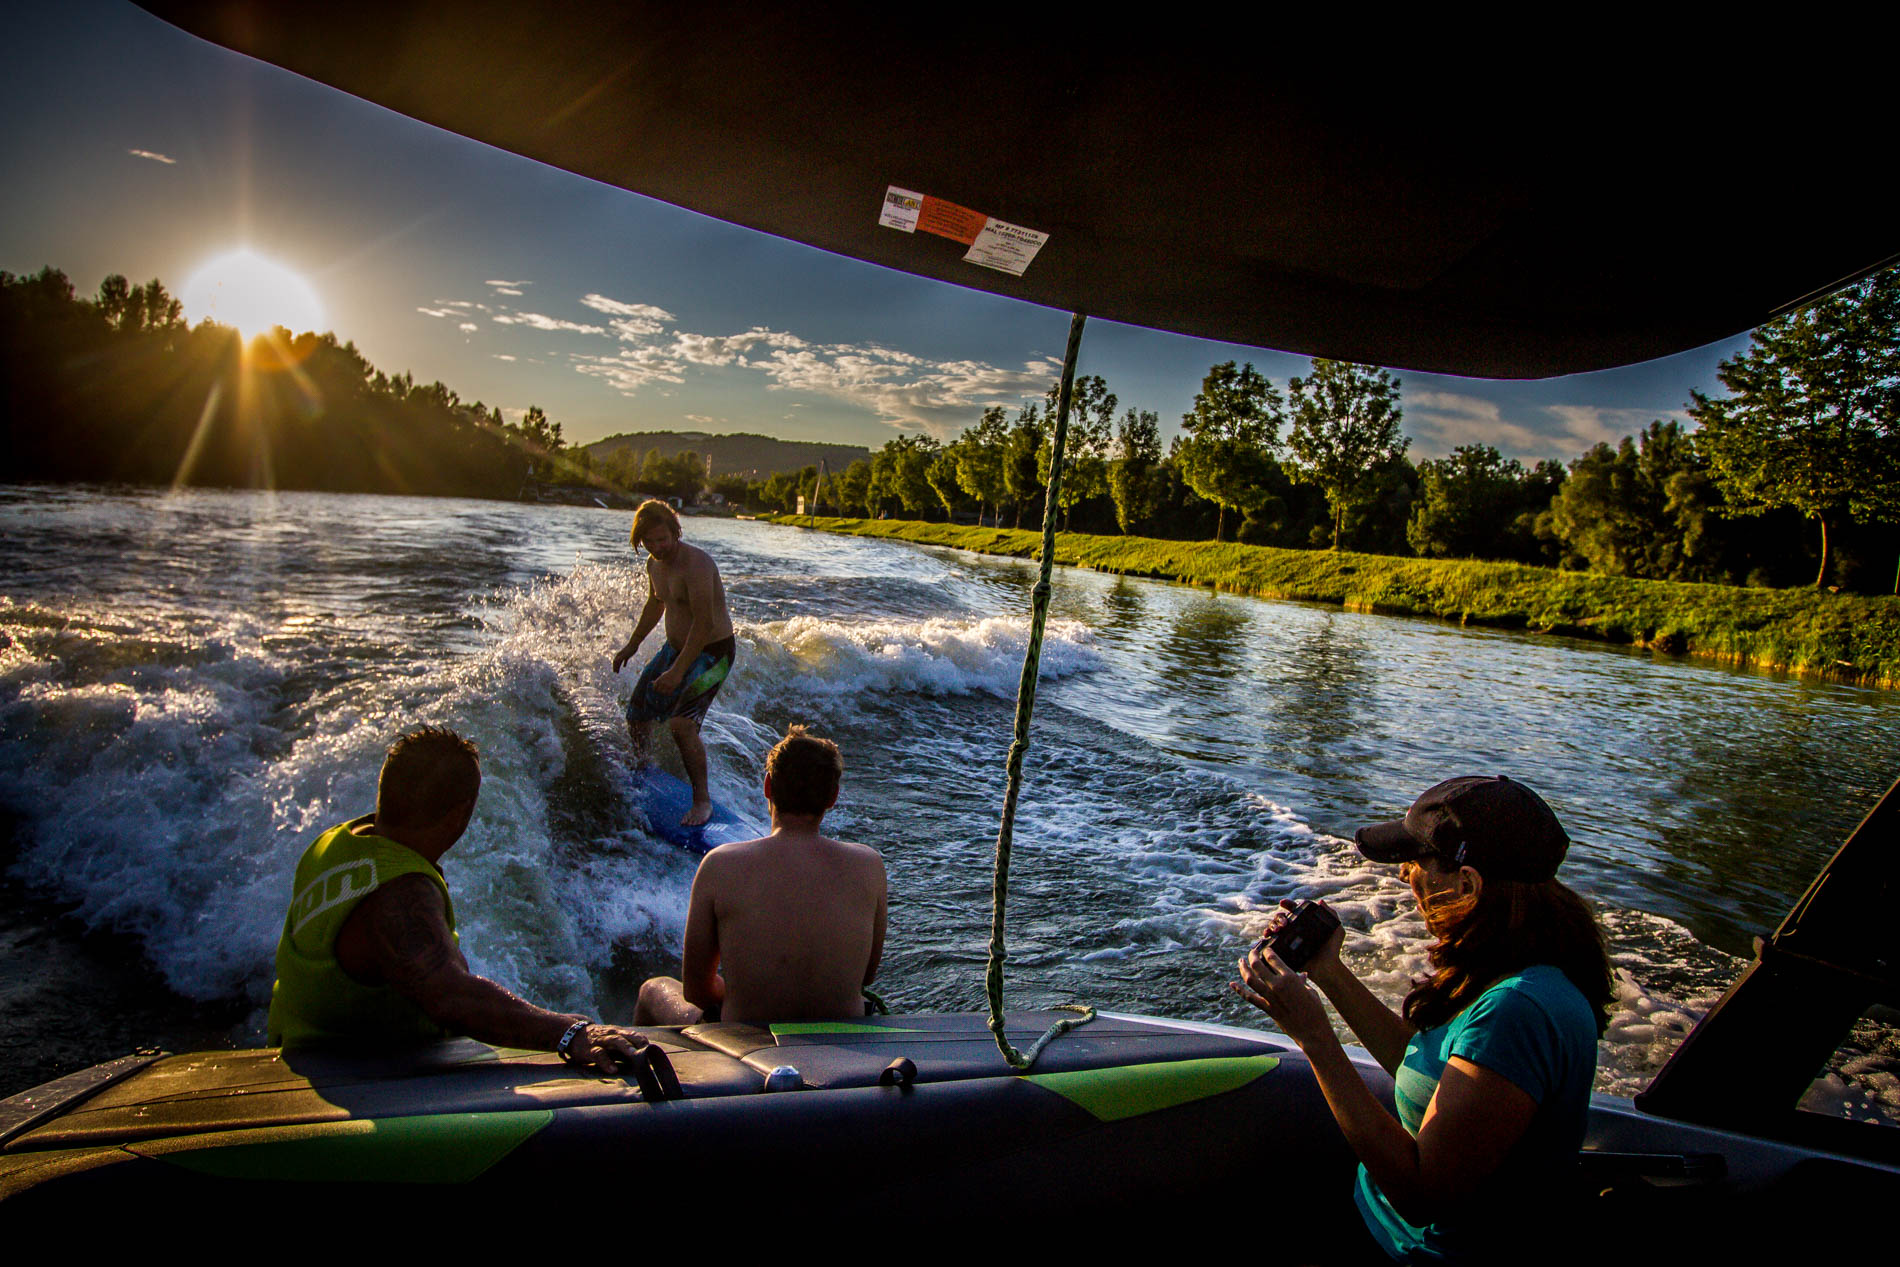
top-left (182, 249), bottom-right (324, 338)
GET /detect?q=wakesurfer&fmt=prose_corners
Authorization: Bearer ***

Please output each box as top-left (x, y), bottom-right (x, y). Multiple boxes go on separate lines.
top-left (612, 499), bottom-right (737, 828)
top-left (635, 724), bottom-right (887, 1025)
top-left (266, 726), bottom-right (648, 1073)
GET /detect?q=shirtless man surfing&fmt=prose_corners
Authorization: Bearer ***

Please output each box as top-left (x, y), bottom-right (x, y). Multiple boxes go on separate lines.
top-left (612, 500), bottom-right (736, 827)
top-left (635, 725), bottom-right (887, 1025)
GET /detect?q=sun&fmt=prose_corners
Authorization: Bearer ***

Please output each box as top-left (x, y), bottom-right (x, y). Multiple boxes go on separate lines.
top-left (181, 248), bottom-right (324, 338)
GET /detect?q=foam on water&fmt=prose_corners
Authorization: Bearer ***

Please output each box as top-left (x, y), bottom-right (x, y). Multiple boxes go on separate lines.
top-left (0, 560), bottom-right (1103, 1034)
top-left (732, 613), bottom-right (1098, 704)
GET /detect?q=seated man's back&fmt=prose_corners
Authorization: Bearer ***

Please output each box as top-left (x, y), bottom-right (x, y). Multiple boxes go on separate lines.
top-left (699, 829), bottom-right (885, 1022)
top-left (636, 724), bottom-right (886, 1026)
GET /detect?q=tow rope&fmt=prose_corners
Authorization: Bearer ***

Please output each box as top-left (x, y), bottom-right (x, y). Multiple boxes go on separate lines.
top-left (985, 311), bottom-right (1097, 1068)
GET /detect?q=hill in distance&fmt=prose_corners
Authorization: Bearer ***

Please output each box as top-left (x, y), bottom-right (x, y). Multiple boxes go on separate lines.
top-left (587, 430), bottom-right (871, 481)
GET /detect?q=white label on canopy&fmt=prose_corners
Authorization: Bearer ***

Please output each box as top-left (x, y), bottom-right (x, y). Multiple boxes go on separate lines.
top-left (964, 218), bottom-right (1049, 276)
top-left (880, 186), bottom-right (925, 233)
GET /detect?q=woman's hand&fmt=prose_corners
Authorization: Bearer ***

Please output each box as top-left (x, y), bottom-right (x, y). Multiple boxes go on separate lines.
top-left (1260, 898), bottom-right (1347, 981)
top-left (1231, 943), bottom-right (1336, 1050)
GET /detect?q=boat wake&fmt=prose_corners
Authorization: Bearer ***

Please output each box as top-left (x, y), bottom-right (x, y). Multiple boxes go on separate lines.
top-left (0, 564), bottom-right (1104, 1040)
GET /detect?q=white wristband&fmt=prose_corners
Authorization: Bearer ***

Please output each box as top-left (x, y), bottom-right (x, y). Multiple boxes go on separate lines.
top-left (557, 1019), bottom-right (590, 1064)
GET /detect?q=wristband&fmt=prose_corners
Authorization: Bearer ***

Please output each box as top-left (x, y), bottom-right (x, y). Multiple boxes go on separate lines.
top-left (557, 1020), bottom-right (590, 1064)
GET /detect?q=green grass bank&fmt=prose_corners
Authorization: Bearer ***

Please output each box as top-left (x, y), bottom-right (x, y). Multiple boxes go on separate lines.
top-left (761, 514), bottom-right (1900, 688)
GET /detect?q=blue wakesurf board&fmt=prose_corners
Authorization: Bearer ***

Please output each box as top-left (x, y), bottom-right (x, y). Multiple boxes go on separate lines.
top-left (637, 766), bottom-right (754, 855)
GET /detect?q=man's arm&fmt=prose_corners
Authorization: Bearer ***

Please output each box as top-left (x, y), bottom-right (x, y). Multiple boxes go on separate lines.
top-left (611, 567), bottom-right (666, 673)
top-left (678, 855), bottom-right (726, 1013)
top-left (863, 855), bottom-right (887, 986)
top-left (361, 875), bottom-right (644, 1072)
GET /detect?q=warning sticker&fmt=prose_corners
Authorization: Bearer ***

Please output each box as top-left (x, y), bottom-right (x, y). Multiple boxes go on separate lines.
top-left (880, 186), bottom-right (924, 233)
top-left (917, 196), bottom-right (989, 246)
top-left (878, 184), bottom-right (1050, 276)
top-left (964, 219), bottom-right (1050, 276)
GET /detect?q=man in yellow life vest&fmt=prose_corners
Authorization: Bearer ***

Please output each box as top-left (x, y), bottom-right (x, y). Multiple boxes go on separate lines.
top-left (268, 727), bottom-right (647, 1073)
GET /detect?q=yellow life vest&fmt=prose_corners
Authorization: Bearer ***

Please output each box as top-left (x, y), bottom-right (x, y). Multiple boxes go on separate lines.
top-left (266, 817), bottom-right (458, 1048)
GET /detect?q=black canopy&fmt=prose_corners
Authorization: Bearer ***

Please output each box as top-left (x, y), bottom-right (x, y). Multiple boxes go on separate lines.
top-left (137, 2), bottom-right (1895, 378)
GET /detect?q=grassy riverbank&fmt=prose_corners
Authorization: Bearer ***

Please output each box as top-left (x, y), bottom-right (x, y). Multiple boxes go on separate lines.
top-left (762, 515), bottom-right (1900, 687)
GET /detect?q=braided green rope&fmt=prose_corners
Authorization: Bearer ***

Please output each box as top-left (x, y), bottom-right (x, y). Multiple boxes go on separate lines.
top-left (985, 312), bottom-right (1097, 1069)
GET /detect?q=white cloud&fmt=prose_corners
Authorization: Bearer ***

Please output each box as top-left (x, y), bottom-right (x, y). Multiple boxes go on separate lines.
top-left (493, 354), bottom-right (517, 362)
top-left (1406, 391), bottom-right (1689, 462)
top-left (444, 282), bottom-right (1064, 434)
top-left (581, 293), bottom-right (676, 321)
top-left (604, 316), bottom-right (663, 340)
top-left (566, 314), bottom-right (1058, 433)
top-left (127, 149), bottom-right (175, 164)
top-left (416, 306), bottom-right (458, 319)
top-left (1543, 404), bottom-right (1689, 452)
top-left (492, 311), bottom-right (607, 335)
top-left (673, 328), bottom-right (808, 367)
top-left (572, 346), bottom-right (689, 392)
top-left (458, 323), bottom-right (478, 333)
top-left (750, 346), bottom-right (1059, 432)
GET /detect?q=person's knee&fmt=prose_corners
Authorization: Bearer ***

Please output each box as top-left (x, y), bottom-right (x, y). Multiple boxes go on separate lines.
top-left (668, 716), bottom-right (700, 741)
top-left (636, 976), bottom-right (704, 1028)
top-left (635, 976), bottom-right (678, 1025)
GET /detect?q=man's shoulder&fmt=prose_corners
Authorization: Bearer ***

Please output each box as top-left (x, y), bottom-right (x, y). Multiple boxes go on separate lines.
top-left (705, 834), bottom-right (881, 874)
top-left (683, 540), bottom-right (720, 573)
top-left (351, 870), bottom-right (446, 921)
top-left (820, 836), bottom-right (887, 879)
top-left (822, 834), bottom-right (882, 859)
top-left (705, 834), bottom-right (767, 858)
top-left (698, 834), bottom-right (770, 872)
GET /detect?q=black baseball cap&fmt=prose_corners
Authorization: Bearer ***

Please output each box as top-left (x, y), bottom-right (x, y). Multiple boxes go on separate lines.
top-left (1354, 776), bottom-right (1570, 883)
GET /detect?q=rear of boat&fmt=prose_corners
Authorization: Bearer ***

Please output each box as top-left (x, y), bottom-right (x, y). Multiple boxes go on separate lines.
top-left (0, 1011), bottom-right (1366, 1228)
top-left (12, 1011), bottom-right (1898, 1248)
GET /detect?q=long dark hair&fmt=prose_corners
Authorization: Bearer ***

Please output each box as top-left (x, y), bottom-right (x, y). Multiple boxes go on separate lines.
top-left (1402, 873), bottom-right (1614, 1035)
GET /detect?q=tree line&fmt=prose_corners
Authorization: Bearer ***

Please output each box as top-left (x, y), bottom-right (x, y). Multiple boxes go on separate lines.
top-left (0, 267), bottom-right (654, 502)
top-left (756, 269), bottom-right (1900, 592)
top-left (7, 262), bottom-right (1896, 590)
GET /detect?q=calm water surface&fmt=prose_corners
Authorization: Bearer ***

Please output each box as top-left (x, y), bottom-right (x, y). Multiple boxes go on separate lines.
top-left (3, 486), bottom-right (1895, 1104)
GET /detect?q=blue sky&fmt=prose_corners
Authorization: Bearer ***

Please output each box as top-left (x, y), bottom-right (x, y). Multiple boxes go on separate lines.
top-left (2, 1), bottom-right (1750, 460)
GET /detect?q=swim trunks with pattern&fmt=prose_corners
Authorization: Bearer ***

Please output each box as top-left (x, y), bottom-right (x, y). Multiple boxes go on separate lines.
top-left (626, 636), bottom-right (736, 727)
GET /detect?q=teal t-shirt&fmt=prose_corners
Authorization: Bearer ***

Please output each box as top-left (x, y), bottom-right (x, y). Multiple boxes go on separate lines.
top-left (1354, 964), bottom-right (1598, 1263)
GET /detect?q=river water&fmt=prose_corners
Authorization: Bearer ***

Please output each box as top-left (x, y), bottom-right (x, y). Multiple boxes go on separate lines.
top-left (3, 486), bottom-right (1896, 1110)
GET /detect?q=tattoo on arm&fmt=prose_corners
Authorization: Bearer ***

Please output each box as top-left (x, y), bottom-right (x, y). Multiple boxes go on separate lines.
top-left (366, 875), bottom-right (574, 1050)
top-left (370, 877), bottom-right (459, 996)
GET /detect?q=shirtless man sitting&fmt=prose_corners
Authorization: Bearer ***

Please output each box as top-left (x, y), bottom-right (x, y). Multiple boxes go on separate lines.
top-left (611, 499), bottom-right (736, 828)
top-left (635, 725), bottom-right (887, 1025)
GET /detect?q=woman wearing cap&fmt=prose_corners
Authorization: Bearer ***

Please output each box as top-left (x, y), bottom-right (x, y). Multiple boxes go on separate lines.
top-left (1233, 776), bottom-right (1613, 1264)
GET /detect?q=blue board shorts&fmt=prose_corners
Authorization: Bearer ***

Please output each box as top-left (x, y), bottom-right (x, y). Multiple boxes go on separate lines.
top-left (627, 636), bottom-right (736, 728)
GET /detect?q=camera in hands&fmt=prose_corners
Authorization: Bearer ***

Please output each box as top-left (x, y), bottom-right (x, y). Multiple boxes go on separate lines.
top-left (1256, 899), bottom-right (1340, 971)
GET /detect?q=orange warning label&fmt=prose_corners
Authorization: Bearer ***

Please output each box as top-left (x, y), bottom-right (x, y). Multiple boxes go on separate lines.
top-left (918, 196), bottom-right (988, 246)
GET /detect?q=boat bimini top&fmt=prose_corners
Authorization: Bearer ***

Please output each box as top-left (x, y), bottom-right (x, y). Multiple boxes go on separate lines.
top-left (135, 2), bottom-right (1896, 379)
